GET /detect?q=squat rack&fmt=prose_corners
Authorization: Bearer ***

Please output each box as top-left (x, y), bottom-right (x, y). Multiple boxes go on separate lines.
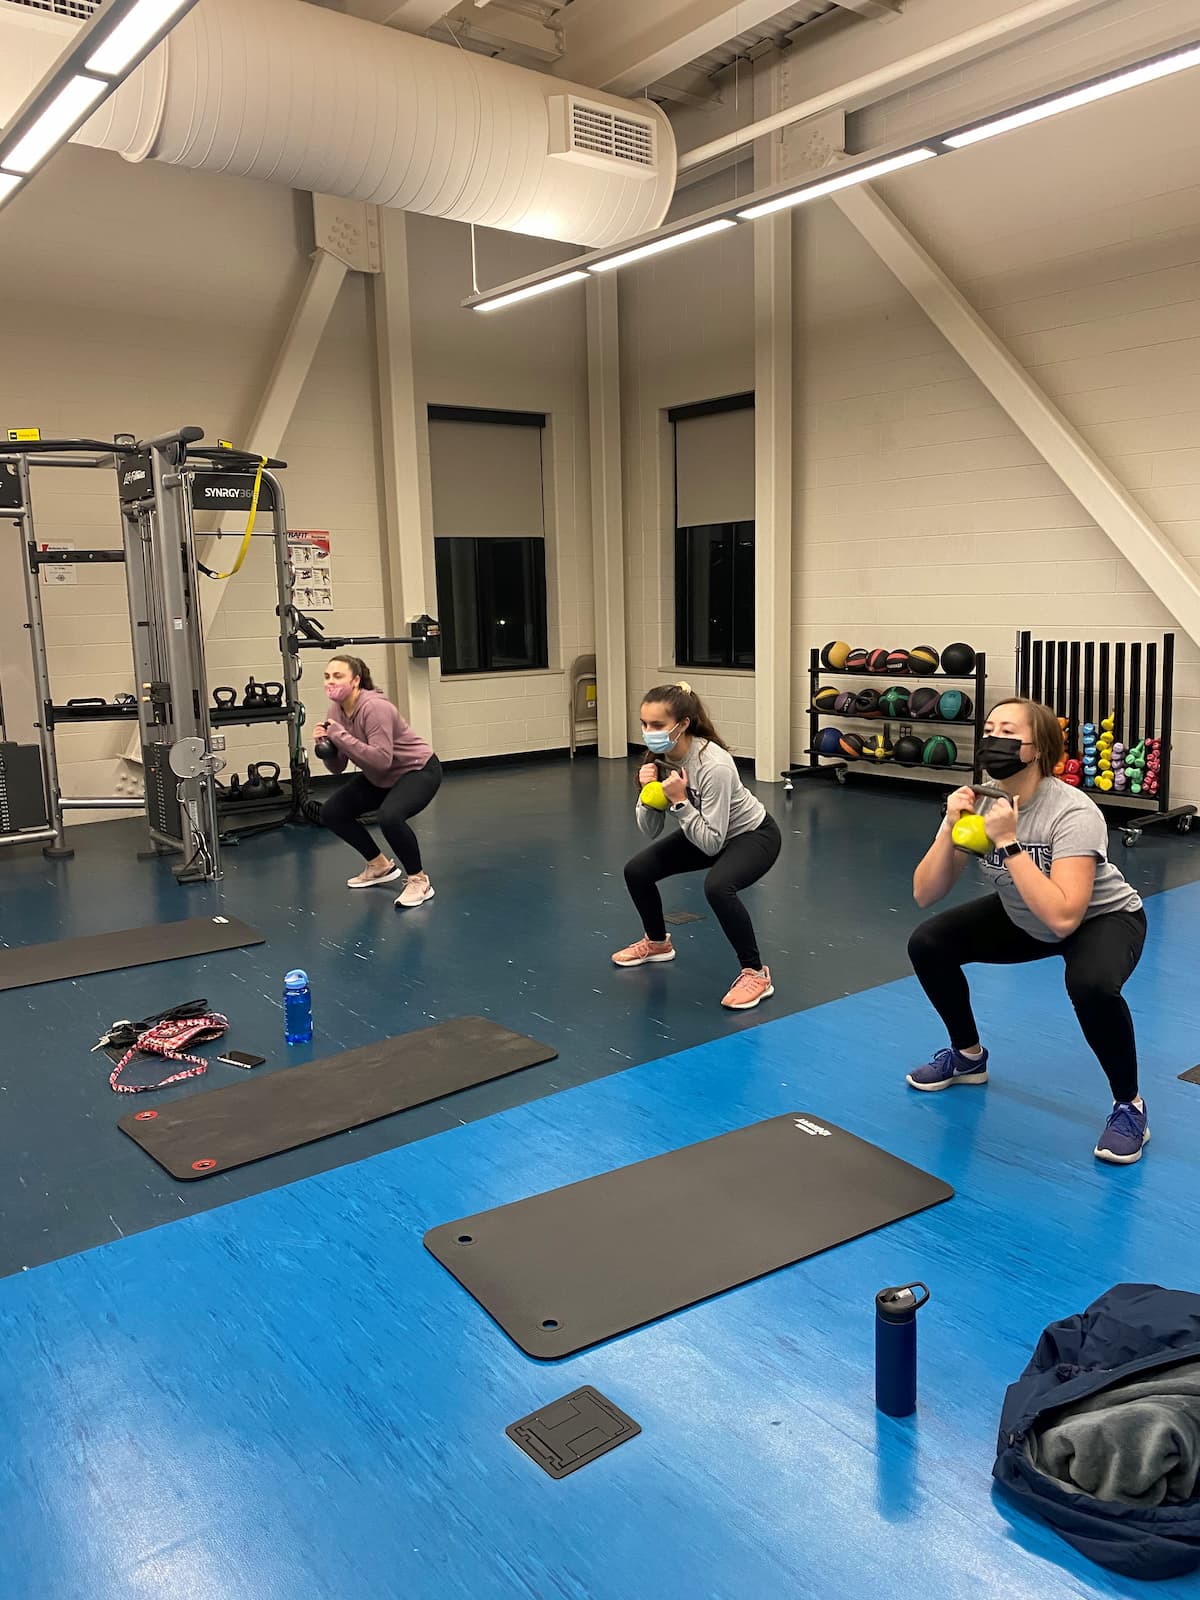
top-left (0, 428), bottom-right (302, 881)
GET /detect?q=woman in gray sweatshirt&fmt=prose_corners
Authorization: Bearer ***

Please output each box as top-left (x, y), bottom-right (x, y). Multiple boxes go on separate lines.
top-left (613, 682), bottom-right (781, 1010)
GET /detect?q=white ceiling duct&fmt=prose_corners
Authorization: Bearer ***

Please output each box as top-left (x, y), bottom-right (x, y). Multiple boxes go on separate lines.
top-left (0, 0), bottom-right (676, 246)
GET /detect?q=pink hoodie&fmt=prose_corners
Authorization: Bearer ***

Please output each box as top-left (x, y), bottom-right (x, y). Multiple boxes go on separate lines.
top-left (320, 689), bottom-right (435, 788)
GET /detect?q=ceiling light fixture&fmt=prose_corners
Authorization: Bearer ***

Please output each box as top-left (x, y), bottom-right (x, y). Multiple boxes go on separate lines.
top-left (737, 147), bottom-right (937, 220)
top-left (588, 218), bottom-right (738, 272)
top-left (473, 270), bottom-right (590, 312)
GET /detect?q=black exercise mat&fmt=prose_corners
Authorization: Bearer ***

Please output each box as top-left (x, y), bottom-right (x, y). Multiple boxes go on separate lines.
top-left (120, 1016), bottom-right (558, 1180)
top-left (425, 1113), bottom-right (953, 1358)
top-left (0, 914), bottom-right (264, 993)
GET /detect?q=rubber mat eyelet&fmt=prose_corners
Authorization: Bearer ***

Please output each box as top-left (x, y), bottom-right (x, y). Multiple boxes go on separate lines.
top-left (134, 1110), bottom-right (158, 1121)
top-left (191, 1158), bottom-right (217, 1171)
top-left (456, 1234), bottom-right (474, 1245)
top-left (540, 1318), bottom-right (561, 1331)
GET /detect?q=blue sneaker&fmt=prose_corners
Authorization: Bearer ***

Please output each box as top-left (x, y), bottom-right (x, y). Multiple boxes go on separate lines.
top-left (1095, 1101), bottom-right (1150, 1165)
top-left (907, 1045), bottom-right (989, 1092)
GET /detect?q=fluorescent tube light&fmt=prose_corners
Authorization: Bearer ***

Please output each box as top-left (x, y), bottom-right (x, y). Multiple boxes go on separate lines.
top-left (473, 271), bottom-right (589, 312)
top-left (86, 0), bottom-right (194, 77)
top-left (0, 173), bottom-right (24, 207)
top-left (2, 75), bottom-right (107, 174)
top-left (589, 218), bottom-right (738, 273)
top-left (945, 42), bottom-right (1200, 148)
top-left (737, 148), bottom-right (937, 220)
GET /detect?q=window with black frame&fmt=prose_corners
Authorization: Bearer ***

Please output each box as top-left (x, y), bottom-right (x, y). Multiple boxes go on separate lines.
top-left (427, 406), bottom-right (550, 676)
top-left (671, 394), bottom-right (755, 671)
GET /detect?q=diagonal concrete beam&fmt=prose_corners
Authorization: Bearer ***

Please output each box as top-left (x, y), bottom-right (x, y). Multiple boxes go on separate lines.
top-left (834, 183), bottom-right (1200, 651)
top-left (553, 0), bottom-right (789, 96)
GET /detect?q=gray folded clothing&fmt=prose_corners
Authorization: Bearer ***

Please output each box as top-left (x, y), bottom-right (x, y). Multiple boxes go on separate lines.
top-left (1029, 1358), bottom-right (1200, 1508)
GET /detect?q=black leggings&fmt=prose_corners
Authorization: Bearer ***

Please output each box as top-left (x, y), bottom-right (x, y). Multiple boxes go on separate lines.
top-left (907, 896), bottom-right (1147, 1102)
top-left (624, 813), bottom-right (782, 970)
top-left (320, 758), bottom-right (442, 875)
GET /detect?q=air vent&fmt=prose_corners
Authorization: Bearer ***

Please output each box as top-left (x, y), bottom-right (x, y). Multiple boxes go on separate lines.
top-left (4, 0), bottom-right (102, 17)
top-left (548, 96), bottom-right (658, 179)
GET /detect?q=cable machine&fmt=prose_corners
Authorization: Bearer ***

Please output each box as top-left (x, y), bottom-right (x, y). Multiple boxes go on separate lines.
top-left (2, 425), bottom-right (442, 880)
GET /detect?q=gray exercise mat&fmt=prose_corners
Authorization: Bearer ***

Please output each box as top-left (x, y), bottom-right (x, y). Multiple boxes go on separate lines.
top-left (0, 914), bottom-right (264, 992)
top-left (425, 1113), bottom-right (953, 1358)
top-left (120, 1016), bottom-right (558, 1179)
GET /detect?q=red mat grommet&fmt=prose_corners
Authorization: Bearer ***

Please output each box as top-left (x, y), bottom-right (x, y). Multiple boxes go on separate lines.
top-left (191, 1158), bottom-right (217, 1172)
top-left (135, 1110), bottom-right (158, 1122)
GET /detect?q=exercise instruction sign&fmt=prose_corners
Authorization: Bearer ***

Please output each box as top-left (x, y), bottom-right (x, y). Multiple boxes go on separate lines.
top-left (287, 530), bottom-right (333, 612)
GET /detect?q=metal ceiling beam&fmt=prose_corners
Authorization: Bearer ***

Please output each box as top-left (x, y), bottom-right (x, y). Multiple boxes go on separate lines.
top-left (830, 0), bottom-right (901, 17)
top-left (552, 0), bottom-right (789, 96)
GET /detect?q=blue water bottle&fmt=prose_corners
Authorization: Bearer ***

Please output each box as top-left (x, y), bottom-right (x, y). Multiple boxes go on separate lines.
top-left (283, 968), bottom-right (313, 1045)
top-left (875, 1282), bottom-right (930, 1418)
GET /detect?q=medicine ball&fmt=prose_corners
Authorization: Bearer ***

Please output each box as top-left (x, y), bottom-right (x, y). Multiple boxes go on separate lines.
top-left (922, 734), bottom-right (958, 767)
top-left (909, 644), bottom-right (940, 675)
top-left (887, 649), bottom-right (910, 674)
top-left (893, 735), bottom-right (924, 766)
top-left (844, 648), bottom-right (870, 672)
top-left (940, 641), bottom-right (976, 676)
top-left (817, 726), bottom-right (844, 755)
top-left (814, 685), bottom-right (840, 711)
top-left (838, 732), bottom-right (864, 760)
top-left (909, 686), bottom-right (941, 719)
top-left (833, 691), bottom-right (858, 714)
top-left (862, 732), bottom-right (893, 763)
top-left (879, 685), bottom-right (910, 718)
top-left (866, 648), bottom-right (890, 674)
top-left (855, 688), bottom-right (882, 718)
top-left (821, 640), bottom-right (851, 669)
top-left (937, 689), bottom-right (973, 722)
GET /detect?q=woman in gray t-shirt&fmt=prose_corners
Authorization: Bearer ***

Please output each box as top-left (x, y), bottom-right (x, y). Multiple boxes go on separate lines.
top-left (906, 698), bottom-right (1148, 1166)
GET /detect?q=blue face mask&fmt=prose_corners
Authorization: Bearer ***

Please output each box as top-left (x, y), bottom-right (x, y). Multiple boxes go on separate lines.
top-left (644, 723), bottom-right (681, 755)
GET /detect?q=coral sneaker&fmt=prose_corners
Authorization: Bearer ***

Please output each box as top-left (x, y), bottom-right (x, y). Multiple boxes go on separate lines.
top-left (612, 936), bottom-right (675, 968)
top-left (395, 873), bottom-right (435, 909)
top-left (347, 859), bottom-right (401, 888)
top-left (721, 967), bottom-right (774, 1010)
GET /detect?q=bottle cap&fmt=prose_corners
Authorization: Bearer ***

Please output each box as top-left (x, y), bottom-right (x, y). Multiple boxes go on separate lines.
top-left (875, 1282), bottom-right (930, 1321)
top-left (285, 969), bottom-right (309, 987)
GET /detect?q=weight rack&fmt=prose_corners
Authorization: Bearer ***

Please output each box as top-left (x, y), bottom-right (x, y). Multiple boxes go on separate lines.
top-left (1015, 629), bottom-right (1196, 846)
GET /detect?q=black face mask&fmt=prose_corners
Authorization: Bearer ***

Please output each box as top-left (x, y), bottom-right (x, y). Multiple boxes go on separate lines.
top-left (978, 735), bottom-right (1034, 780)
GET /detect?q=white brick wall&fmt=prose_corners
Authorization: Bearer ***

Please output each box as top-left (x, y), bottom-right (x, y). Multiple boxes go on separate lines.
top-left (406, 214), bottom-right (594, 763)
top-left (791, 62), bottom-right (1200, 804)
top-left (618, 168), bottom-right (757, 755)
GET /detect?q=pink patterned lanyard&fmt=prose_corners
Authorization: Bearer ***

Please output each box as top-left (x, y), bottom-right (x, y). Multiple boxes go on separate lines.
top-left (109, 1013), bottom-right (229, 1094)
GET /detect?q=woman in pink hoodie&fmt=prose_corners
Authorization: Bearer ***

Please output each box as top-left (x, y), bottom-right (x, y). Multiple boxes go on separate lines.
top-left (313, 654), bottom-right (442, 908)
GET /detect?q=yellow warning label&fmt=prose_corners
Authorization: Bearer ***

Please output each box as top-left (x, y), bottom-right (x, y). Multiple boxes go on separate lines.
top-left (217, 439), bottom-right (234, 450)
top-left (6, 427), bottom-right (41, 442)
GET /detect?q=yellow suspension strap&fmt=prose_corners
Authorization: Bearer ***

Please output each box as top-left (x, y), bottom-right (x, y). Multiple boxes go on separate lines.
top-left (208, 456), bottom-right (267, 580)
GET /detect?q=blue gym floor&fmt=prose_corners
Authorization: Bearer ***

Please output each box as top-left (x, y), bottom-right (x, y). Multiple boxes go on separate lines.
top-left (1, 758), bottom-right (1198, 1598)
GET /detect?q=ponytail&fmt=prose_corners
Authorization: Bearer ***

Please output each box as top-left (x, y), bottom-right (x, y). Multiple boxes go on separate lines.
top-left (642, 680), bottom-right (729, 751)
top-left (329, 654), bottom-right (375, 691)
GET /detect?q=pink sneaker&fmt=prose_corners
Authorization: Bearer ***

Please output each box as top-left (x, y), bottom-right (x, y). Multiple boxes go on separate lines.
top-left (721, 967), bottom-right (774, 1010)
top-left (395, 872), bottom-right (435, 909)
top-left (612, 936), bottom-right (675, 968)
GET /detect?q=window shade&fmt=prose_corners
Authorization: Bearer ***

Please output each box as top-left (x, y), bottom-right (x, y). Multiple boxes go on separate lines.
top-left (429, 420), bottom-right (545, 538)
top-left (674, 406), bottom-right (755, 528)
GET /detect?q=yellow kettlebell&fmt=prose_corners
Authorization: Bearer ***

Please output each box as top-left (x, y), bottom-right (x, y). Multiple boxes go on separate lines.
top-left (951, 812), bottom-right (990, 854)
top-left (640, 780), bottom-right (669, 811)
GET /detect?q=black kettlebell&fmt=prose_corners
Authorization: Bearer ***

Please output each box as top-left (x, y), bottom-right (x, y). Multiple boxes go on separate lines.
top-left (314, 736), bottom-right (335, 761)
top-left (213, 686), bottom-right (238, 710)
top-left (256, 761), bottom-right (282, 798)
top-left (261, 681), bottom-right (285, 708)
top-left (243, 677), bottom-right (266, 709)
top-left (241, 764), bottom-right (267, 801)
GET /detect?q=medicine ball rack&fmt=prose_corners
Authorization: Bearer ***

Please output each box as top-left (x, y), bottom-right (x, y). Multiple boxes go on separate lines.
top-left (1016, 629), bottom-right (1195, 847)
top-left (1, 427), bottom-right (442, 882)
top-left (783, 647), bottom-right (989, 793)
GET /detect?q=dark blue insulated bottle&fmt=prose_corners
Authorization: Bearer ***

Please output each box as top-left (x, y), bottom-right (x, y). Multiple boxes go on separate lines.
top-left (874, 1282), bottom-right (930, 1417)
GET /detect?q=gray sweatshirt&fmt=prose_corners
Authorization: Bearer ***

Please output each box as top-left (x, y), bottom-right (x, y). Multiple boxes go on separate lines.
top-left (636, 739), bottom-right (766, 856)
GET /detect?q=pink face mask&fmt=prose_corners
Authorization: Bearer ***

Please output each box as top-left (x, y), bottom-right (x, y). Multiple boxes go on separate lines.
top-left (326, 680), bottom-right (354, 704)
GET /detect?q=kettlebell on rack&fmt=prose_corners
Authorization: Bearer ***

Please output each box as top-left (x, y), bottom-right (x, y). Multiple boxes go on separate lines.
top-left (950, 784), bottom-right (1011, 855)
top-left (261, 682), bottom-right (285, 709)
top-left (254, 761), bottom-right (283, 799)
top-left (243, 677), bottom-right (267, 709)
top-left (213, 686), bottom-right (238, 710)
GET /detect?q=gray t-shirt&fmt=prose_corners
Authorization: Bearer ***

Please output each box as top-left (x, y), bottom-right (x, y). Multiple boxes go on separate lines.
top-left (636, 740), bottom-right (766, 856)
top-left (976, 778), bottom-right (1142, 942)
